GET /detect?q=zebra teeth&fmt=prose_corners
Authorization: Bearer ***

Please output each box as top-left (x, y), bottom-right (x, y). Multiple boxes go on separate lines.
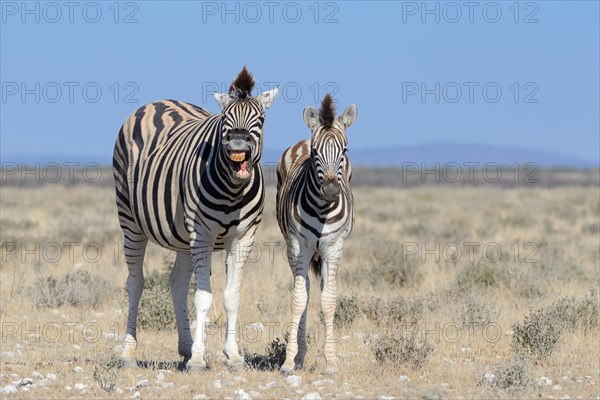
top-left (230, 152), bottom-right (246, 162)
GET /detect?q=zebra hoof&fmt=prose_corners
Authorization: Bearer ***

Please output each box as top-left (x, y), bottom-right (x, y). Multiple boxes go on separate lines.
top-left (186, 359), bottom-right (207, 372)
top-left (279, 366), bottom-right (294, 376)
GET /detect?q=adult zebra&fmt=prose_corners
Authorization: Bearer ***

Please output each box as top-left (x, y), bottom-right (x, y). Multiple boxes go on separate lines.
top-left (112, 67), bottom-right (278, 370)
top-left (276, 94), bottom-right (358, 375)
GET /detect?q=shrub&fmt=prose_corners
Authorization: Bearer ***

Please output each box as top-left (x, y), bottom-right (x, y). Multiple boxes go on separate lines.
top-left (334, 295), bottom-right (362, 327)
top-left (459, 296), bottom-right (501, 327)
top-left (135, 269), bottom-right (195, 331)
top-left (364, 296), bottom-right (423, 327)
top-left (456, 261), bottom-right (509, 291)
top-left (512, 291), bottom-right (599, 359)
top-left (28, 269), bottom-right (113, 309)
top-left (511, 306), bottom-right (562, 359)
top-left (370, 333), bottom-right (432, 368)
top-left (245, 336), bottom-right (287, 370)
top-left (488, 356), bottom-right (530, 389)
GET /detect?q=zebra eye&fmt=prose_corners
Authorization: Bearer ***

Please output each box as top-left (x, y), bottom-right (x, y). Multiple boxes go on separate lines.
top-left (342, 147), bottom-right (348, 154)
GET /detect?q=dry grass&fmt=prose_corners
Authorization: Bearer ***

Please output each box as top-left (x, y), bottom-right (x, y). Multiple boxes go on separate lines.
top-left (1, 180), bottom-right (599, 399)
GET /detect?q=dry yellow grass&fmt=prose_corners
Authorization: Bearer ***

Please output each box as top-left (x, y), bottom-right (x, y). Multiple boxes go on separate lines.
top-left (1, 180), bottom-right (599, 399)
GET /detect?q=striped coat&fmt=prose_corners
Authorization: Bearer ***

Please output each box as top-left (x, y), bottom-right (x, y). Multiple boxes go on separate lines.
top-left (112, 68), bottom-right (278, 370)
top-left (276, 94), bottom-right (357, 375)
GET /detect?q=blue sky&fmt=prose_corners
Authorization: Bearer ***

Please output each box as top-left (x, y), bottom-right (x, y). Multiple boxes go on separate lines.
top-left (1, 1), bottom-right (598, 163)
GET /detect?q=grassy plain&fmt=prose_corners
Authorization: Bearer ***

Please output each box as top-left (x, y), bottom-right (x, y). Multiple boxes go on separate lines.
top-left (0, 170), bottom-right (599, 399)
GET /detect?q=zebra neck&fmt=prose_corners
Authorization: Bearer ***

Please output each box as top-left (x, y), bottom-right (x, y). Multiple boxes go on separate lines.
top-left (301, 160), bottom-right (336, 211)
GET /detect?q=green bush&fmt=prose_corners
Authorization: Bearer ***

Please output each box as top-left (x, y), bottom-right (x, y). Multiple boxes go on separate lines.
top-left (135, 269), bottom-right (195, 331)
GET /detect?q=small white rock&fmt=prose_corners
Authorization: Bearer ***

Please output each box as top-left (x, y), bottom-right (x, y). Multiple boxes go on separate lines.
top-left (553, 385), bottom-right (562, 391)
top-left (483, 372), bottom-right (495, 383)
top-left (537, 377), bottom-right (554, 386)
top-left (33, 378), bottom-right (50, 388)
top-left (233, 389), bottom-right (252, 400)
top-left (46, 373), bottom-right (58, 380)
top-left (162, 382), bottom-right (174, 389)
top-left (286, 375), bottom-right (302, 387)
top-left (65, 386), bottom-right (72, 391)
top-left (74, 383), bottom-right (87, 390)
top-left (193, 395), bottom-right (207, 400)
top-left (399, 375), bottom-right (410, 383)
top-left (302, 392), bottom-right (321, 400)
top-left (213, 380), bottom-right (222, 389)
top-left (72, 366), bottom-right (84, 374)
top-left (1, 385), bottom-right (17, 394)
top-left (31, 371), bottom-right (43, 378)
top-left (156, 372), bottom-right (165, 381)
top-left (313, 379), bottom-right (334, 387)
top-left (377, 396), bottom-right (394, 400)
top-left (265, 381), bottom-right (278, 388)
top-left (135, 379), bottom-right (149, 388)
top-left (132, 390), bottom-right (141, 399)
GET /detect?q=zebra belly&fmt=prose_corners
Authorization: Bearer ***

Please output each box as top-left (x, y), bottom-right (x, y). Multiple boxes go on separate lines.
top-left (130, 162), bottom-right (191, 252)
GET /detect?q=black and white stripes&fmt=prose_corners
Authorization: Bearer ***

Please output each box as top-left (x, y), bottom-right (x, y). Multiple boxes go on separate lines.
top-left (112, 67), bottom-right (278, 369)
top-left (276, 94), bottom-right (358, 374)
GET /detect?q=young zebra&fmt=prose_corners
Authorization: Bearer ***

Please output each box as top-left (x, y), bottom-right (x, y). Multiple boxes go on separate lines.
top-left (276, 94), bottom-right (358, 374)
top-left (112, 67), bottom-right (278, 370)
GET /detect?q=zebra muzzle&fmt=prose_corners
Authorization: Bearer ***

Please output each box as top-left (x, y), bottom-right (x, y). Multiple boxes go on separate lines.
top-left (227, 150), bottom-right (252, 179)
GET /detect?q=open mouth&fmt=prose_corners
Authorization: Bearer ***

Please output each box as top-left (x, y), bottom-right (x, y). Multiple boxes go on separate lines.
top-left (229, 151), bottom-right (251, 179)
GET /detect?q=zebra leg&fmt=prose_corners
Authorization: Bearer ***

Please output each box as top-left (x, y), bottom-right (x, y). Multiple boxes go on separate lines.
top-left (187, 239), bottom-right (214, 371)
top-left (222, 233), bottom-right (254, 369)
top-left (294, 276), bottom-right (310, 369)
top-left (121, 234), bottom-right (148, 367)
top-left (320, 239), bottom-right (344, 375)
top-left (281, 243), bottom-right (309, 374)
top-left (170, 251), bottom-right (194, 362)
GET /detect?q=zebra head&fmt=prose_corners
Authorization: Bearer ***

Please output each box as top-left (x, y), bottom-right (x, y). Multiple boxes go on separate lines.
top-left (304, 94), bottom-right (358, 202)
top-left (214, 67), bottom-right (279, 182)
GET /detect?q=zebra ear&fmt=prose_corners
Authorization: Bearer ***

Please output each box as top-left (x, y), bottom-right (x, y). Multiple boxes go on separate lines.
top-left (303, 107), bottom-right (319, 130)
top-left (338, 104), bottom-right (358, 128)
top-left (214, 92), bottom-right (233, 110)
top-left (257, 87), bottom-right (279, 110)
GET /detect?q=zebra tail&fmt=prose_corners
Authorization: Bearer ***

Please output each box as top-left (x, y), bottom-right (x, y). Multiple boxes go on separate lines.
top-left (310, 253), bottom-right (322, 277)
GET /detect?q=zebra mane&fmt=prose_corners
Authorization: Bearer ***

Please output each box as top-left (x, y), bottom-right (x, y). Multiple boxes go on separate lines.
top-left (229, 67), bottom-right (256, 99)
top-left (319, 94), bottom-right (336, 128)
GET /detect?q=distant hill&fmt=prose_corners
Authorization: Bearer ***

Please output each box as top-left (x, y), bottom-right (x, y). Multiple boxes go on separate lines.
top-left (264, 142), bottom-right (598, 169)
top-left (2, 143), bottom-right (597, 169)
